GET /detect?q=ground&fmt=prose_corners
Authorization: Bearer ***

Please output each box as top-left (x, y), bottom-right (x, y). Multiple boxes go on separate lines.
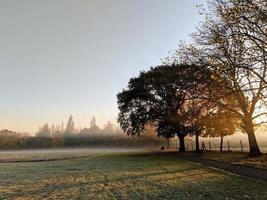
top-left (0, 149), bottom-right (267, 200)
top-left (201, 152), bottom-right (267, 170)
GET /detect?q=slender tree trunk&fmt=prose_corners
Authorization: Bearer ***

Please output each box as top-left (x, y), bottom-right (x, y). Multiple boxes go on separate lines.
top-left (178, 135), bottom-right (186, 152)
top-left (167, 138), bottom-right (171, 149)
top-left (195, 130), bottom-right (200, 153)
top-left (244, 118), bottom-right (261, 156)
top-left (220, 133), bottom-right (224, 152)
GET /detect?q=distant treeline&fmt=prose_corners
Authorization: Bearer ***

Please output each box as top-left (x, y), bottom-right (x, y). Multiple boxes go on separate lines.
top-left (0, 127), bottom-right (167, 150)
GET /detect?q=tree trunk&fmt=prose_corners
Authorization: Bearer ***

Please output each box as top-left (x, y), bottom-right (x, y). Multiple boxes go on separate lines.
top-left (220, 134), bottom-right (224, 152)
top-left (178, 135), bottom-right (186, 152)
top-left (195, 130), bottom-right (200, 153)
top-left (167, 138), bottom-right (171, 149)
top-left (244, 117), bottom-right (261, 156)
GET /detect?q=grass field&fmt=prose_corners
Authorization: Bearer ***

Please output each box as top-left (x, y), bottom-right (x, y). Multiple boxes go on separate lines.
top-left (0, 149), bottom-right (267, 200)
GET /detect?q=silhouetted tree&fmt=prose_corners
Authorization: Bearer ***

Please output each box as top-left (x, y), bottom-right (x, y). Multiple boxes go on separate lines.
top-left (117, 64), bottom-right (210, 152)
top-left (90, 116), bottom-right (97, 128)
top-left (102, 121), bottom-right (116, 135)
top-left (35, 123), bottom-right (51, 138)
top-left (66, 115), bottom-right (75, 133)
top-left (168, 0), bottom-right (267, 155)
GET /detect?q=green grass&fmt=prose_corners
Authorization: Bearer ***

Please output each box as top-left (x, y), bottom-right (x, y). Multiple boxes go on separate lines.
top-left (0, 150), bottom-right (267, 200)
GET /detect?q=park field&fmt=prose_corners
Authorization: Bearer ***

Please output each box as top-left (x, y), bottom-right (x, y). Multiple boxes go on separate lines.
top-left (0, 148), bottom-right (267, 200)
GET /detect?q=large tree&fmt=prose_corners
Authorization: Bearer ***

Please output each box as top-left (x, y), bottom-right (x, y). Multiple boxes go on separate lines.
top-left (171, 0), bottom-right (267, 155)
top-left (117, 64), bottom-right (209, 152)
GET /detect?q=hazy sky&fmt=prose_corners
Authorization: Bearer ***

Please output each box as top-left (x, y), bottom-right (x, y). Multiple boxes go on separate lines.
top-left (0, 0), bottom-right (207, 133)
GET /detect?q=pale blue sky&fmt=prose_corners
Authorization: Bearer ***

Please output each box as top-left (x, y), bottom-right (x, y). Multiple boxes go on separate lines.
top-left (0, 0), bottom-right (206, 133)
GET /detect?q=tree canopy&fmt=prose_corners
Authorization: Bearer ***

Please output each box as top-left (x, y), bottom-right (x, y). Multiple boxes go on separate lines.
top-left (117, 64), bottom-right (212, 152)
